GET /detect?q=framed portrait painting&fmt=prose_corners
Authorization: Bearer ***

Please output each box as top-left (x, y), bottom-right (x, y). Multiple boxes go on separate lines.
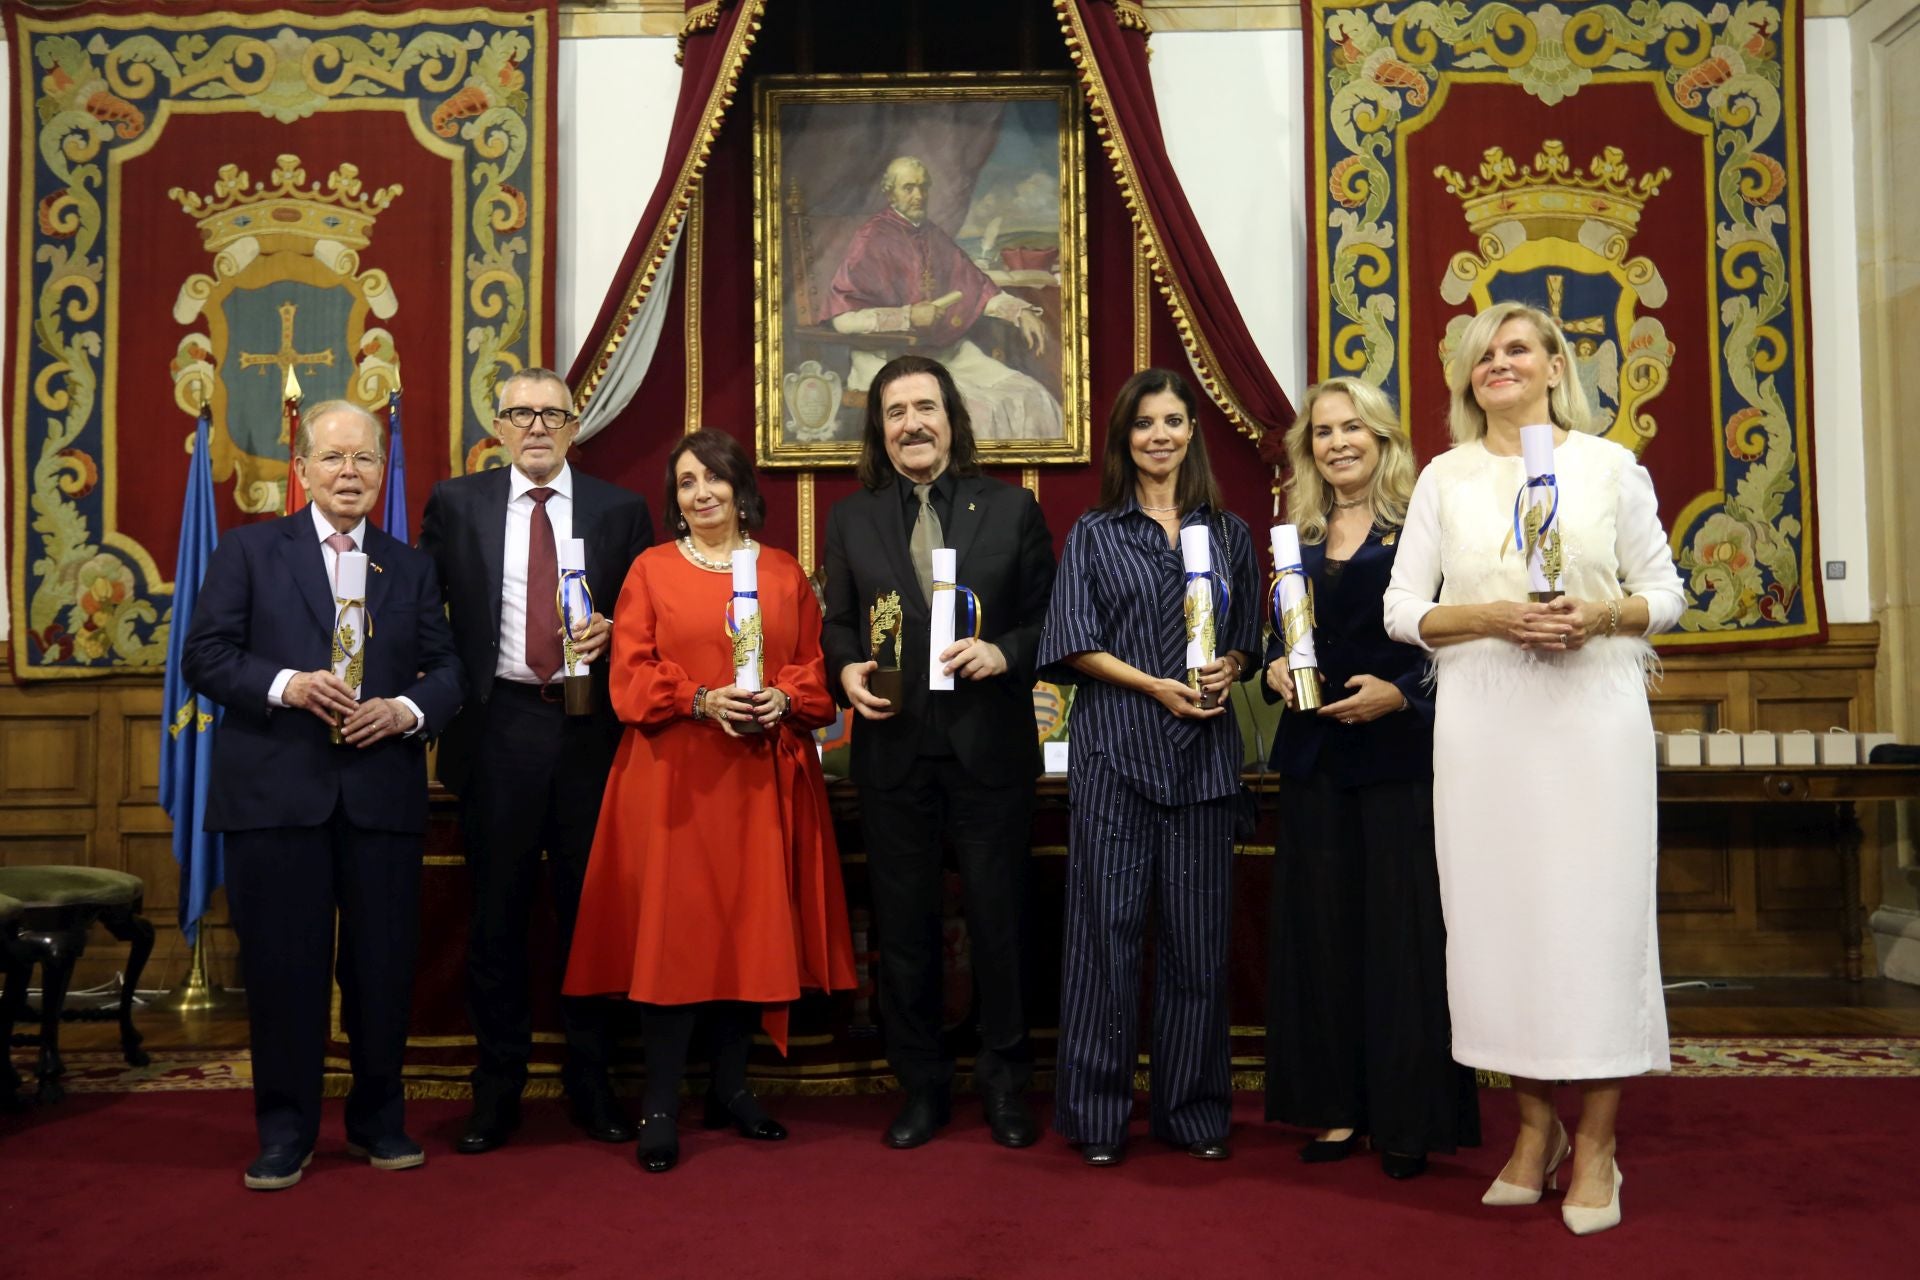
top-left (754, 72), bottom-right (1089, 467)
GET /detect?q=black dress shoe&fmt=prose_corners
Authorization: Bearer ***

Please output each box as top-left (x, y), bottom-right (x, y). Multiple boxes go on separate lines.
top-left (1299, 1132), bottom-right (1364, 1163)
top-left (703, 1089), bottom-right (787, 1140)
top-left (344, 1134), bottom-right (426, 1171)
top-left (456, 1101), bottom-right (521, 1155)
top-left (1186, 1137), bottom-right (1231, 1161)
top-left (1081, 1142), bottom-right (1125, 1167)
top-left (243, 1145), bottom-right (313, 1191)
top-left (884, 1094), bottom-right (951, 1149)
top-left (638, 1112), bottom-right (679, 1173)
top-left (981, 1091), bottom-right (1039, 1149)
top-left (571, 1082), bottom-right (636, 1144)
top-left (1380, 1151), bottom-right (1428, 1179)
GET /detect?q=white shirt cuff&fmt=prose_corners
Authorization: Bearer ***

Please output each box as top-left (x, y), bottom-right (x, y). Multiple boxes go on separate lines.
top-left (267, 668), bottom-right (296, 708)
top-left (395, 696), bottom-right (426, 737)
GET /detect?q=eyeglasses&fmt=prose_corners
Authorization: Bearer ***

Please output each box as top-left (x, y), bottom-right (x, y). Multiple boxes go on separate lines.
top-left (306, 451), bottom-right (384, 473)
top-left (497, 406), bottom-right (579, 431)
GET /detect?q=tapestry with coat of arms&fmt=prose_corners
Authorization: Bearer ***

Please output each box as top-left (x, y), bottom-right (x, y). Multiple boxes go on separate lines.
top-left (1305, 0), bottom-right (1822, 647)
top-left (5, 0), bottom-right (557, 678)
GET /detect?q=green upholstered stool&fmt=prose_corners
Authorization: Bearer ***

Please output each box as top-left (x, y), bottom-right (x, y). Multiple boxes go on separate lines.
top-left (0, 866), bottom-right (153, 1103)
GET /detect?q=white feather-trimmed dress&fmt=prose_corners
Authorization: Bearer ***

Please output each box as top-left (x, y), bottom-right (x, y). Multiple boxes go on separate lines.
top-left (1384, 432), bottom-right (1686, 1080)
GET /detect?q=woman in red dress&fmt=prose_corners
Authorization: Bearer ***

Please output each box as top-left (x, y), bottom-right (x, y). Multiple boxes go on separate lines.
top-left (564, 429), bottom-right (856, 1172)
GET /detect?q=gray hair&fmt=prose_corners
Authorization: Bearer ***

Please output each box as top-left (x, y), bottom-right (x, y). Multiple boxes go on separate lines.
top-left (880, 156), bottom-right (928, 196)
top-left (495, 366), bottom-right (575, 412)
top-left (296, 399), bottom-right (385, 458)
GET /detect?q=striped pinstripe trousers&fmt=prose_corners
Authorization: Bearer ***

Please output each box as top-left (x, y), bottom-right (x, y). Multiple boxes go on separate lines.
top-left (1054, 755), bottom-right (1235, 1146)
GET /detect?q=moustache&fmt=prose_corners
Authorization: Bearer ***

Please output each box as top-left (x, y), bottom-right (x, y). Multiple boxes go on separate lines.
top-left (900, 431), bottom-right (937, 446)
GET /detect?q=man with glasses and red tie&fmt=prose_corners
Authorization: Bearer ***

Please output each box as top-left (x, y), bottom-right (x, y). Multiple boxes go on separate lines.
top-left (185, 400), bottom-right (463, 1189)
top-left (420, 368), bottom-right (653, 1154)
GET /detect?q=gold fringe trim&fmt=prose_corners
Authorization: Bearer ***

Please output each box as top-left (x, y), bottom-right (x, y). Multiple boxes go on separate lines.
top-left (677, 1), bottom-right (724, 62)
top-left (575, 0), bottom-right (766, 411)
top-left (1108, 0), bottom-right (1152, 36)
top-left (1054, 0), bottom-right (1265, 444)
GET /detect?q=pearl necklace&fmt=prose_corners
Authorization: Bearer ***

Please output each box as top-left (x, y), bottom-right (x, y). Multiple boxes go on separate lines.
top-left (680, 533), bottom-right (753, 572)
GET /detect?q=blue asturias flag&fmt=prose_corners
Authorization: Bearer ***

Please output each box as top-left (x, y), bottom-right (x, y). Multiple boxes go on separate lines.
top-left (160, 408), bottom-right (223, 943)
top-left (382, 387), bottom-right (409, 543)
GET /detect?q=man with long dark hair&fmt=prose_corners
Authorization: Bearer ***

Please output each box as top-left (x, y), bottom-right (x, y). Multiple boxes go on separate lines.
top-left (821, 354), bottom-right (1057, 1149)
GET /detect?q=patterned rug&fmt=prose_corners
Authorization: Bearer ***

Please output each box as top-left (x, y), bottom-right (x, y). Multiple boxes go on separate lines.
top-left (16, 1037), bottom-right (1918, 1096)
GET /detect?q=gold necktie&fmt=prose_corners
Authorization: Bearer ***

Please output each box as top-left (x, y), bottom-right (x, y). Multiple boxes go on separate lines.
top-left (911, 481), bottom-right (942, 605)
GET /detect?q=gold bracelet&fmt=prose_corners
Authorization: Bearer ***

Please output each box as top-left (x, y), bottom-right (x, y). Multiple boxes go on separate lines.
top-left (1605, 598), bottom-right (1621, 637)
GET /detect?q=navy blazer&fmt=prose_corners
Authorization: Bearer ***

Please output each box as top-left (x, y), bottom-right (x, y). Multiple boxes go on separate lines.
top-left (1264, 525), bottom-right (1433, 786)
top-left (418, 464), bottom-right (653, 794)
top-left (821, 471), bottom-right (1056, 791)
top-left (183, 512), bottom-right (464, 834)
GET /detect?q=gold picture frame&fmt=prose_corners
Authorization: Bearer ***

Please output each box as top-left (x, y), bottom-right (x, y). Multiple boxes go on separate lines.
top-left (754, 72), bottom-right (1089, 468)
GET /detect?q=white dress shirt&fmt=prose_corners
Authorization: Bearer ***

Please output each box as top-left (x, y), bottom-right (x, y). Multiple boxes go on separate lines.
top-left (495, 462), bottom-right (576, 683)
top-left (267, 504), bottom-right (424, 733)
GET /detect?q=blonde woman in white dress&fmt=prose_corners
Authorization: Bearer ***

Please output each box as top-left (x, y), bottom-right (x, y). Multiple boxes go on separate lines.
top-left (1383, 302), bottom-right (1684, 1236)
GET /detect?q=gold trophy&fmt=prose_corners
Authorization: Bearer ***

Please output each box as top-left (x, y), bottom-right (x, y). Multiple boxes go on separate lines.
top-left (869, 590), bottom-right (905, 707)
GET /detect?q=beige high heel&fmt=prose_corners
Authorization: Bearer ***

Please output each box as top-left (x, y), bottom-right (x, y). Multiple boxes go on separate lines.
top-left (1481, 1122), bottom-right (1570, 1206)
top-left (1561, 1160), bottom-right (1624, 1236)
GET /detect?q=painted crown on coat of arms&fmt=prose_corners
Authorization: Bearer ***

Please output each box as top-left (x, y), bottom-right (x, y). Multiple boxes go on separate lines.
top-left (1434, 141), bottom-right (1670, 243)
top-left (167, 154), bottom-right (402, 256)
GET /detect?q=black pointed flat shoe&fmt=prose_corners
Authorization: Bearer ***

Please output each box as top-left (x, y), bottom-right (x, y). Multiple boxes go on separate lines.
top-left (1299, 1132), bottom-right (1364, 1163)
top-left (1082, 1142), bottom-right (1125, 1167)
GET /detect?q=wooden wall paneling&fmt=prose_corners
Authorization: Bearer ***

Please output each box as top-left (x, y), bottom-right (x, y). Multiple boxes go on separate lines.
top-left (0, 710), bottom-right (97, 806)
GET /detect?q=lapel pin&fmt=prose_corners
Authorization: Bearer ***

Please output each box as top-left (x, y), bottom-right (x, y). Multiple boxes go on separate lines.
top-left (370, 561), bottom-right (385, 573)
top-left (968, 502), bottom-right (976, 512)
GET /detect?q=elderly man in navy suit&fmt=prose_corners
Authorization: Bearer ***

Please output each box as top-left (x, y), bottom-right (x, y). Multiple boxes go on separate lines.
top-left (184, 399), bottom-right (462, 1191)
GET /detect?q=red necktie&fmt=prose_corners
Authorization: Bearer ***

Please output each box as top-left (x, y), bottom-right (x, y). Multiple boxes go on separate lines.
top-left (526, 487), bottom-right (562, 683)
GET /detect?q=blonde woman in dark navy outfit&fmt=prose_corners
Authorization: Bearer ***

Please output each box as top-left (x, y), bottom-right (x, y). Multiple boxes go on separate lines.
top-left (1039, 368), bottom-right (1259, 1168)
top-left (1261, 379), bottom-right (1480, 1181)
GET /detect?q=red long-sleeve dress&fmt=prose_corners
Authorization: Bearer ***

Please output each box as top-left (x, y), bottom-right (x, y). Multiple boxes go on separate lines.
top-left (562, 543), bottom-right (856, 1051)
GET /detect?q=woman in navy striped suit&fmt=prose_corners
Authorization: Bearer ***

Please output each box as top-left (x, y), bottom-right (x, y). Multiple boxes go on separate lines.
top-left (1261, 379), bottom-right (1480, 1180)
top-left (1038, 368), bottom-right (1259, 1167)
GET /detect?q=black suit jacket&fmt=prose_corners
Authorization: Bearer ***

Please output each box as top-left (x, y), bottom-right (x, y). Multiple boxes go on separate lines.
top-left (183, 512), bottom-right (464, 834)
top-left (821, 471), bottom-right (1055, 790)
top-left (1263, 526), bottom-right (1434, 786)
top-left (418, 465), bottom-right (653, 794)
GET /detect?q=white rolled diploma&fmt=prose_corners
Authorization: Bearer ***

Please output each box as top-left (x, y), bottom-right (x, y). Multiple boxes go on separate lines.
top-left (1519, 423), bottom-right (1558, 595)
top-left (558, 537), bottom-right (591, 675)
top-left (927, 548), bottom-right (959, 691)
top-left (1270, 525), bottom-right (1319, 673)
top-left (333, 550), bottom-right (369, 700)
top-left (1180, 525), bottom-right (1215, 672)
top-left (731, 548), bottom-right (762, 692)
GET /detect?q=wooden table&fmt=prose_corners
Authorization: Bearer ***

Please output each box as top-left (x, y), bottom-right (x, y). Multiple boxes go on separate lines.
top-left (1658, 765), bottom-right (1920, 980)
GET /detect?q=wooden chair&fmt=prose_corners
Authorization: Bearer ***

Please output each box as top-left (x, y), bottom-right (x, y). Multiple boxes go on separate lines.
top-left (0, 867), bottom-right (153, 1103)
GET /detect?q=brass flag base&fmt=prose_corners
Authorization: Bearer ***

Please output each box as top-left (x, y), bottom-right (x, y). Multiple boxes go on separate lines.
top-left (151, 931), bottom-right (246, 1015)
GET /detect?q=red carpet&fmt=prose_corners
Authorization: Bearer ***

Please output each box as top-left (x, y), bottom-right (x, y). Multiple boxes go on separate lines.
top-left (3, 1081), bottom-right (1914, 1278)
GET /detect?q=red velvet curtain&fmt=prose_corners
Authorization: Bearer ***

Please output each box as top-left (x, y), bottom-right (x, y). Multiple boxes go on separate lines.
top-left (1056, 0), bottom-right (1295, 458)
top-left (566, 0), bottom-right (1295, 556)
